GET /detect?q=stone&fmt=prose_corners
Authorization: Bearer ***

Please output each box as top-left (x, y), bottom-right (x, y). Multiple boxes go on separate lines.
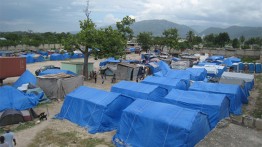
top-left (255, 118), bottom-right (262, 130)
top-left (230, 115), bottom-right (243, 125)
top-left (243, 115), bottom-right (254, 128)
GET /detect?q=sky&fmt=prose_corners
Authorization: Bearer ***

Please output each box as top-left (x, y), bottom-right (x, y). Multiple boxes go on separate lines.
top-left (0, 0), bottom-right (262, 32)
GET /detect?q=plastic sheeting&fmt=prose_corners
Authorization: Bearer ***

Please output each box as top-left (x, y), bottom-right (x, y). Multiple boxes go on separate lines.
top-left (38, 69), bottom-right (77, 76)
top-left (0, 86), bottom-right (40, 111)
top-left (163, 89), bottom-right (229, 129)
top-left (50, 53), bottom-right (64, 61)
top-left (37, 75), bottom-right (84, 99)
top-left (113, 99), bottom-right (211, 147)
top-left (221, 72), bottom-right (254, 91)
top-left (141, 76), bottom-right (189, 92)
top-left (13, 70), bottom-right (37, 88)
top-left (99, 57), bottom-right (120, 66)
top-left (186, 68), bottom-right (207, 81)
top-left (111, 81), bottom-right (168, 101)
top-left (189, 82), bottom-right (247, 115)
top-left (219, 78), bottom-right (249, 97)
top-left (56, 86), bottom-right (134, 134)
top-left (20, 54), bottom-right (35, 64)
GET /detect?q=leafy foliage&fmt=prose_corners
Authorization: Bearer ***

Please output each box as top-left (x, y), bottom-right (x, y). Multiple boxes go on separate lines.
top-left (137, 32), bottom-right (153, 51)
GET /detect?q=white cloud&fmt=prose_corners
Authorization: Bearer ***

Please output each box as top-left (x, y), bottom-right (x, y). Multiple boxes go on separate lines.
top-left (103, 14), bottom-right (121, 26)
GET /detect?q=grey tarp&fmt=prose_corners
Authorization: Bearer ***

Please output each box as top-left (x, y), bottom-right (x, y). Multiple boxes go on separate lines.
top-left (115, 63), bottom-right (138, 81)
top-left (37, 74), bottom-right (84, 99)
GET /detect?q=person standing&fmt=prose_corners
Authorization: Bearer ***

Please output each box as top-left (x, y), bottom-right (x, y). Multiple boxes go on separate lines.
top-left (0, 136), bottom-right (8, 147)
top-left (94, 71), bottom-right (97, 83)
top-left (3, 127), bottom-right (16, 147)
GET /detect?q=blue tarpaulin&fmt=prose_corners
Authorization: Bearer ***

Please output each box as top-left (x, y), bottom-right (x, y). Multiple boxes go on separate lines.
top-left (55, 86), bottom-right (134, 134)
top-left (0, 86), bottom-right (40, 111)
top-left (99, 57), bottom-right (120, 66)
top-left (111, 81), bottom-right (168, 101)
top-left (141, 76), bottom-right (189, 92)
top-left (186, 68), bottom-right (207, 81)
top-left (13, 70), bottom-right (37, 88)
top-left (38, 69), bottom-right (77, 76)
top-left (113, 99), bottom-right (210, 147)
top-left (35, 55), bottom-right (45, 62)
top-left (206, 56), bottom-right (224, 61)
top-left (20, 54), bottom-right (35, 64)
top-left (163, 89), bottom-right (229, 129)
top-left (189, 82), bottom-right (248, 115)
top-left (50, 53), bottom-right (64, 61)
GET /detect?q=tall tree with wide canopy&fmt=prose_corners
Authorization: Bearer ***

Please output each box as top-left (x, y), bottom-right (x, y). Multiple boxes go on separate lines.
top-left (116, 16), bottom-right (135, 41)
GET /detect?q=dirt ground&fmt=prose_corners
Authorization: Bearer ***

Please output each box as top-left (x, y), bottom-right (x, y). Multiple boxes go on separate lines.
top-left (2, 54), bottom-right (262, 147)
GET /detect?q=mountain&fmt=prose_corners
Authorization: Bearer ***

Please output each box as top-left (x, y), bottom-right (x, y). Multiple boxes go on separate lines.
top-left (130, 19), bottom-right (195, 38)
top-left (200, 26), bottom-right (262, 39)
top-left (190, 25), bottom-right (208, 33)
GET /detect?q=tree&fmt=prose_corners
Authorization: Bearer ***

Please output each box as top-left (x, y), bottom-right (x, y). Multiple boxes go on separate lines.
top-left (162, 28), bottom-right (179, 53)
top-left (98, 26), bottom-right (126, 59)
top-left (116, 16), bottom-right (135, 41)
top-left (215, 32), bottom-right (230, 48)
top-left (186, 30), bottom-right (194, 48)
top-left (137, 32), bottom-right (153, 51)
top-left (239, 35), bottom-right (245, 49)
top-left (76, 0), bottom-right (101, 79)
top-left (232, 38), bottom-right (240, 48)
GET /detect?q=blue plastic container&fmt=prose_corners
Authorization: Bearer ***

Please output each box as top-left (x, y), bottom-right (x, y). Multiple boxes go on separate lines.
top-left (255, 63), bottom-right (262, 73)
top-left (249, 63), bottom-right (255, 73)
top-left (239, 62), bottom-right (244, 71)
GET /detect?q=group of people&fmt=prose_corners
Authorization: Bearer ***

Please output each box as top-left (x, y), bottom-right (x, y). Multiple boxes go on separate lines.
top-left (89, 69), bottom-right (107, 84)
top-left (0, 127), bottom-right (16, 147)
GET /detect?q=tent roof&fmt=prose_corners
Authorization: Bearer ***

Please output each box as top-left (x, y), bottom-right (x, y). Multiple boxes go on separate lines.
top-left (13, 70), bottom-right (37, 88)
top-left (67, 86), bottom-right (121, 106)
top-left (221, 72), bottom-right (254, 82)
top-left (165, 70), bottom-right (192, 80)
top-left (39, 69), bottom-right (76, 76)
top-left (165, 89), bottom-right (227, 106)
top-left (141, 76), bottom-right (188, 91)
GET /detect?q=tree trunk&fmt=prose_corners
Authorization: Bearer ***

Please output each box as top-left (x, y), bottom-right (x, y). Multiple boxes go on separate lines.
top-left (83, 52), bottom-right (89, 80)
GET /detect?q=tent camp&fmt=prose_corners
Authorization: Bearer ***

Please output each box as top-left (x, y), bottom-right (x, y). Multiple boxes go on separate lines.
top-left (189, 82), bottom-right (248, 115)
top-left (186, 68), bottom-right (207, 81)
top-left (113, 99), bottom-right (210, 147)
top-left (56, 86), bottom-right (134, 134)
top-left (37, 74), bottom-right (84, 99)
top-left (141, 76), bottom-right (189, 92)
top-left (99, 57), bottom-right (120, 67)
top-left (0, 86), bottom-right (41, 111)
top-left (220, 72), bottom-right (254, 91)
top-left (163, 89), bottom-right (229, 129)
top-left (111, 81), bottom-right (168, 101)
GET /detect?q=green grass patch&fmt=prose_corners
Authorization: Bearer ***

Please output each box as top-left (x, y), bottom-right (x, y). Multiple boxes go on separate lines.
top-left (252, 74), bottom-right (262, 118)
top-left (0, 121), bottom-right (36, 134)
top-left (28, 128), bottom-right (114, 147)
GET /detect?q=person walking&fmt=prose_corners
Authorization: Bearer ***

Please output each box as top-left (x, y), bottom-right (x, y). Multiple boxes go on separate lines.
top-left (94, 71), bottom-right (97, 83)
top-left (3, 127), bottom-right (16, 147)
top-left (0, 136), bottom-right (8, 147)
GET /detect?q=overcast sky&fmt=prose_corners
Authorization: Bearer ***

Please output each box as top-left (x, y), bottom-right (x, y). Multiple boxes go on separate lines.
top-left (0, 0), bottom-right (262, 32)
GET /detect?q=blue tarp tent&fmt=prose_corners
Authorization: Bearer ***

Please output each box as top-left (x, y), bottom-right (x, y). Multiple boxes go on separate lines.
top-left (141, 76), bottom-right (189, 92)
top-left (20, 54), bottom-right (35, 64)
top-left (206, 55), bottom-right (224, 61)
top-left (221, 72), bottom-right (254, 91)
top-left (55, 86), bottom-right (134, 134)
top-left (99, 57), bottom-right (120, 66)
top-left (63, 53), bottom-right (71, 59)
top-left (0, 86), bottom-right (41, 111)
top-left (111, 81), bottom-right (168, 101)
top-left (38, 69), bottom-right (77, 76)
top-left (38, 51), bottom-right (48, 56)
top-left (35, 55), bottom-right (45, 62)
top-left (113, 99), bottom-right (210, 147)
top-left (163, 89), bottom-right (229, 129)
top-left (13, 70), bottom-right (37, 88)
top-left (50, 53), bottom-right (64, 61)
top-left (186, 68), bottom-right (207, 81)
top-left (189, 82), bottom-right (248, 115)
